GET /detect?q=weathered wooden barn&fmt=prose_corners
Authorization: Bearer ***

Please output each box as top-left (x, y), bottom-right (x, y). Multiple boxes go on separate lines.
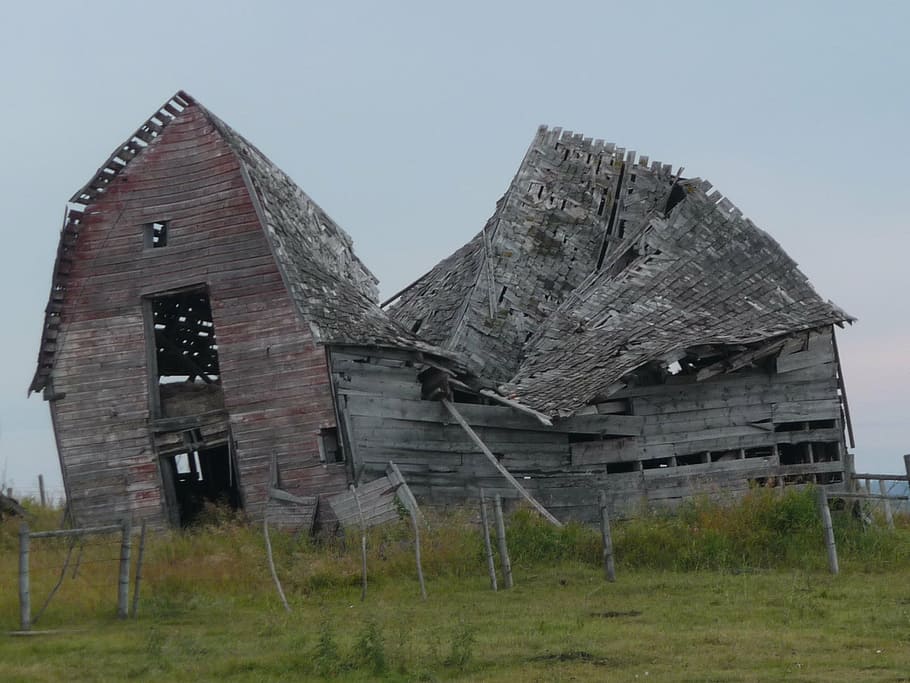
top-left (31, 92), bottom-right (856, 528)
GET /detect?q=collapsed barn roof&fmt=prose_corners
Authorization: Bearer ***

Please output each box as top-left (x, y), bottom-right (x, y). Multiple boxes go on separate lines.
top-left (387, 126), bottom-right (854, 415)
top-left (30, 91), bottom-right (457, 394)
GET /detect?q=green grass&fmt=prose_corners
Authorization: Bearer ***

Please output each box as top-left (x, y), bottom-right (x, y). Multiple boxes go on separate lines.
top-left (2, 488), bottom-right (910, 681)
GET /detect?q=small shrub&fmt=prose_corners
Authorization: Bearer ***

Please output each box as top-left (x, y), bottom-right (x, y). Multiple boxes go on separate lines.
top-left (313, 617), bottom-right (344, 677)
top-left (353, 618), bottom-right (387, 674)
top-left (445, 619), bottom-right (476, 670)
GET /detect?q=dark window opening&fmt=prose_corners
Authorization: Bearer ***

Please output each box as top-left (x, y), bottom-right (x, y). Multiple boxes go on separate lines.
top-left (163, 444), bottom-right (241, 526)
top-left (606, 461), bottom-right (638, 474)
top-left (568, 432), bottom-right (622, 444)
top-left (779, 443), bottom-right (809, 466)
top-left (711, 449), bottom-right (742, 462)
top-left (677, 452), bottom-right (708, 467)
top-left (642, 456), bottom-right (673, 470)
top-left (811, 441), bottom-right (840, 462)
top-left (452, 388), bottom-right (487, 405)
top-left (774, 421), bottom-right (807, 433)
top-left (410, 318), bottom-right (423, 334)
top-left (745, 447), bottom-right (774, 460)
top-left (808, 419), bottom-right (836, 430)
top-left (318, 427), bottom-right (343, 463)
top-left (145, 221), bottom-right (169, 248)
top-left (147, 288), bottom-right (223, 418)
top-left (816, 471), bottom-right (843, 485)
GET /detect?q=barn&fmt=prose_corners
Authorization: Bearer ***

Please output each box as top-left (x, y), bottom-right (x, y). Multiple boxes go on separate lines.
top-left (30, 92), bottom-right (855, 529)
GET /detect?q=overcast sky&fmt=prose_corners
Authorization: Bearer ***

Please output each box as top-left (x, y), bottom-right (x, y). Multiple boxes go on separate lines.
top-left (1, 1), bottom-right (907, 497)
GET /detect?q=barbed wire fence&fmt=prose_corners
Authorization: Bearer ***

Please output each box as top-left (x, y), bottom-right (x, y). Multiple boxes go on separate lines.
top-left (4, 519), bottom-right (148, 632)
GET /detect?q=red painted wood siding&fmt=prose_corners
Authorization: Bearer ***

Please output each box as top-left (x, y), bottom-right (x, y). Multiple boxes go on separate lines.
top-left (50, 104), bottom-right (346, 526)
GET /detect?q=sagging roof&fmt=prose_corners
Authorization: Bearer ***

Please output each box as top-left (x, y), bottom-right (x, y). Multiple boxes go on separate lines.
top-left (30, 91), bottom-right (454, 394)
top-left (388, 126), bottom-right (853, 415)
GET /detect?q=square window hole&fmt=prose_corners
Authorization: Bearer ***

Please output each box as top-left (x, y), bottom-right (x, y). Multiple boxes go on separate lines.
top-left (145, 221), bottom-right (169, 248)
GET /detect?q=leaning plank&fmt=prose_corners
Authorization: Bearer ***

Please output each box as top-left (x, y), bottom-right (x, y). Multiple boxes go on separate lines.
top-left (269, 488), bottom-right (316, 506)
top-left (326, 475), bottom-right (400, 528)
top-left (478, 389), bottom-right (553, 427)
top-left (441, 399), bottom-right (562, 527)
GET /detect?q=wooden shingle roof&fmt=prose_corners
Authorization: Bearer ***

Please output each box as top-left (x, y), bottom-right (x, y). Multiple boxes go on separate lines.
top-left (388, 127), bottom-right (853, 415)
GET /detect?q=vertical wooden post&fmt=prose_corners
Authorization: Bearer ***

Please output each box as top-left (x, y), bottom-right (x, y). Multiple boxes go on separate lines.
top-left (264, 452), bottom-right (291, 612)
top-left (878, 480), bottom-right (895, 530)
top-left (38, 475), bottom-right (46, 508)
top-left (904, 454), bottom-right (910, 488)
top-left (117, 518), bottom-right (132, 619)
top-left (479, 490), bottom-right (497, 591)
top-left (598, 491), bottom-right (616, 582)
top-left (19, 522), bottom-right (30, 631)
top-left (411, 510), bottom-right (427, 600)
top-left (842, 451), bottom-right (855, 491)
top-left (816, 488), bottom-right (839, 575)
top-left (350, 484), bottom-right (368, 602)
top-left (493, 495), bottom-right (513, 589)
top-left (131, 520), bottom-right (148, 617)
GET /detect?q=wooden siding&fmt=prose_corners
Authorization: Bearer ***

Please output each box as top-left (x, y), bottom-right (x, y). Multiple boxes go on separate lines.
top-left (331, 328), bottom-right (848, 522)
top-left (49, 105), bottom-right (346, 527)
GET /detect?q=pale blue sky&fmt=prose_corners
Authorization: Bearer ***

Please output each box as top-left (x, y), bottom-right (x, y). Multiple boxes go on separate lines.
top-left (2, 1), bottom-right (908, 496)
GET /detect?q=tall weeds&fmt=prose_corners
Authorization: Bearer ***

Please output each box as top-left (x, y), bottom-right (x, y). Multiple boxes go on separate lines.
top-left (3, 486), bottom-right (909, 625)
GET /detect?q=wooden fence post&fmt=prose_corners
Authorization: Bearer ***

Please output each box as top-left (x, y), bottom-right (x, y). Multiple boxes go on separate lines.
top-left (904, 454), bottom-right (910, 487)
top-left (38, 475), bottom-right (46, 508)
top-left (479, 490), bottom-right (497, 591)
top-left (263, 515), bottom-right (291, 612)
top-left (843, 451), bottom-right (855, 492)
top-left (388, 462), bottom-right (426, 599)
top-left (117, 518), bottom-right (132, 619)
top-left (19, 521), bottom-right (30, 631)
top-left (878, 481), bottom-right (895, 529)
top-left (598, 491), bottom-right (616, 582)
top-left (493, 495), bottom-right (513, 589)
top-left (816, 488), bottom-right (839, 575)
top-left (131, 519), bottom-right (148, 617)
top-left (350, 484), bottom-right (368, 602)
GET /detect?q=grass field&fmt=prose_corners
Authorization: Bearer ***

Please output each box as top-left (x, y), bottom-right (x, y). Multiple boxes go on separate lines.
top-left (2, 489), bottom-right (909, 681)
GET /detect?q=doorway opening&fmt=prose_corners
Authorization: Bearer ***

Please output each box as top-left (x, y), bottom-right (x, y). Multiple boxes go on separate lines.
top-left (162, 443), bottom-right (241, 526)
